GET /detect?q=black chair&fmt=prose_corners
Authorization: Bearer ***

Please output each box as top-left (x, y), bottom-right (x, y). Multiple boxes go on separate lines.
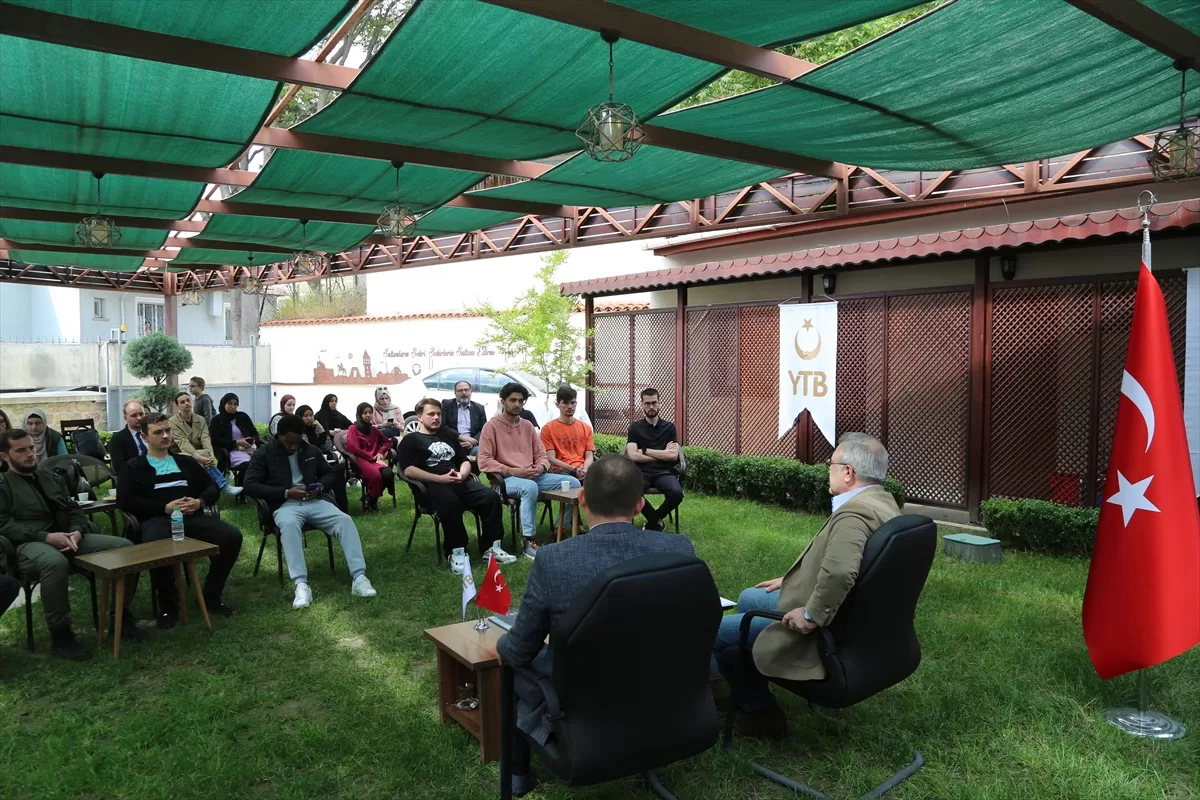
top-left (0, 530), bottom-right (99, 652)
top-left (250, 496), bottom-right (337, 587)
top-left (399, 473), bottom-right (483, 565)
top-left (721, 514), bottom-right (937, 800)
top-left (500, 552), bottom-right (723, 800)
top-left (643, 448), bottom-right (687, 534)
top-left (61, 420), bottom-right (109, 464)
top-left (483, 471), bottom-right (522, 552)
top-left (39, 454), bottom-right (114, 501)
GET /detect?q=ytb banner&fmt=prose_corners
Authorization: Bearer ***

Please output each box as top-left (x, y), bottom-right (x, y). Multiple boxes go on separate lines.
top-left (779, 302), bottom-right (837, 446)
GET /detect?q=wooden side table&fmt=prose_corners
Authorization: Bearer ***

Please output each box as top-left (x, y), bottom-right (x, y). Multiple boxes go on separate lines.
top-left (79, 498), bottom-right (120, 536)
top-left (538, 486), bottom-right (581, 542)
top-left (424, 621), bottom-right (505, 763)
top-left (74, 538), bottom-right (219, 658)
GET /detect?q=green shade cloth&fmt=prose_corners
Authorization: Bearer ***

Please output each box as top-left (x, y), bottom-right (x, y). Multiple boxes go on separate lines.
top-left (230, 150), bottom-right (484, 214)
top-left (654, 0), bottom-right (1200, 171)
top-left (0, 219), bottom-right (167, 250)
top-left (1, 1), bottom-right (353, 166)
top-left (200, 215), bottom-right (372, 253)
top-left (169, 248), bottom-right (292, 268)
top-left (413, 207), bottom-right (521, 237)
top-left (0, 164), bottom-right (204, 217)
top-left (474, 146), bottom-right (789, 207)
top-left (299, 0), bottom-right (921, 159)
top-left (9, 250), bottom-right (146, 271)
top-left (611, 0), bottom-right (925, 46)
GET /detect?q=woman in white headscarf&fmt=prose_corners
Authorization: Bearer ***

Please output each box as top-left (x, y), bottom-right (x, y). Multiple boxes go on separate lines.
top-left (23, 409), bottom-right (68, 464)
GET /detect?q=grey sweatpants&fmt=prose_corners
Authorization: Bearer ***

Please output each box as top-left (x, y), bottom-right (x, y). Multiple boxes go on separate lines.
top-left (272, 499), bottom-right (366, 584)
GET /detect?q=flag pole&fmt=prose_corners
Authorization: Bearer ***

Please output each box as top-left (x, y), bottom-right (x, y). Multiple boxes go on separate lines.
top-left (1099, 193), bottom-right (1185, 740)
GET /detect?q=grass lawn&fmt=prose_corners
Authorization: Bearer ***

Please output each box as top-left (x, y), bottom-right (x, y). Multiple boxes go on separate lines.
top-left (2, 488), bottom-right (1197, 799)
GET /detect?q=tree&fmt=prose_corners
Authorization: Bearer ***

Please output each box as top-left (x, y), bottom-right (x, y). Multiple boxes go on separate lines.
top-left (124, 333), bottom-right (194, 412)
top-left (467, 250), bottom-right (592, 413)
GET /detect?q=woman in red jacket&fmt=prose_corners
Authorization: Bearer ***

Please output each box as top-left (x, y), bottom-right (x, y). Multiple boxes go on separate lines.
top-left (347, 402), bottom-right (393, 510)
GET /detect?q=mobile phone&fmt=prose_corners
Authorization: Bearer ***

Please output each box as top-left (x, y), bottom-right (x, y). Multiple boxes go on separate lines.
top-left (305, 483), bottom-right (322, 492)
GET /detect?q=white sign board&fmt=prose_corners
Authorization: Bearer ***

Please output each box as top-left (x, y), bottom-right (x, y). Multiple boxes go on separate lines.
top-left (779, 301), bottom-right (838, 446)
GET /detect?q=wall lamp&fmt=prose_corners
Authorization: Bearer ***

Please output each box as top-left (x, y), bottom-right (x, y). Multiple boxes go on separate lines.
top-left (820, 272), bottom-right (836, 295)
top-left (1000, 255), bottom-right (1018, 281)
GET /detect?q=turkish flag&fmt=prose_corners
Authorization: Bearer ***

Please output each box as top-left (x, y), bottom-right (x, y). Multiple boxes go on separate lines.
top-left (1083, 264), bottom-right (1200, 680)
top-left (475, 554), bottom-right (512, 616)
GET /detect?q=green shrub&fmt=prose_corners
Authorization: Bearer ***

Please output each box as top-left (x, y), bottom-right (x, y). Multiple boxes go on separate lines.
top-left (255, 422), bottom-right (269, 440)
top-left (980, 498), bottom-right (1099, 556)
top-left (590, 433), bottom-right (907, 513)
top-left (98, 429), bottom-right (113, 446)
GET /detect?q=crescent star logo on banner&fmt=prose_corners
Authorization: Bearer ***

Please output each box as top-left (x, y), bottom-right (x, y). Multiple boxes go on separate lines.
top-left (779, 302), bottom-right (837, 445)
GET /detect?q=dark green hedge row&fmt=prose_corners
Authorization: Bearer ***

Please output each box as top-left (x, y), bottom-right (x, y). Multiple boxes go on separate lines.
top-left (594, 433), bottom-right (906, 515)
top-left (980, 498), bottom-right (1099, 556)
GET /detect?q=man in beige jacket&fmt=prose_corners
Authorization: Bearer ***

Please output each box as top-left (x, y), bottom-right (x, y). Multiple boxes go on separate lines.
top-left (169, 391), bottom-right (241, 496)
top-left (713, 432), bottom-right (898, 738)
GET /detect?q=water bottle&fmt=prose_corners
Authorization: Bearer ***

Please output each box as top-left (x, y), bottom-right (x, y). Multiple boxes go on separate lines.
top-left (171, 508), bottom-right (185, 542)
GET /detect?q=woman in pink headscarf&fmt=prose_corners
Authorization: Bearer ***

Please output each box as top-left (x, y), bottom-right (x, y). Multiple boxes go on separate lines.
top-left (268, 394), bottom-right (296, 436)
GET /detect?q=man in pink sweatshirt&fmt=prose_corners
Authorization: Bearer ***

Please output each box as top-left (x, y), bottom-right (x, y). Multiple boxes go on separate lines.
top-left (478, 382), bottom-right (580, 559)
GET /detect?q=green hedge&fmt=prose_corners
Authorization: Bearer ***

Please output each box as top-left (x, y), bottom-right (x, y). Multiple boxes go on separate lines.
top-left (593, 433), bottom-right (906, 515)
top-left (979, 498), bottom-right (1099, 556)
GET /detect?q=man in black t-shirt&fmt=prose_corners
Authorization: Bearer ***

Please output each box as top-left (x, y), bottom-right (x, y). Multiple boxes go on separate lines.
top-left (397, 399), bottom-right (513, 573)
top-left (624, 387), bottom-right (684, 531)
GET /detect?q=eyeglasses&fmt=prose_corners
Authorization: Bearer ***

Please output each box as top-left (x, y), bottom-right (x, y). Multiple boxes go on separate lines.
top-left (825, 460), bottom-right (853, 470)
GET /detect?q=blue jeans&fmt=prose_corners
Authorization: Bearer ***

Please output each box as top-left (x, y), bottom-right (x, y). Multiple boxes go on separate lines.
top-left (206, 466), bottom-right (228, 489)
top-left (712, 587), bottom-right (779, 712)
top-left (504, 472), bottom-right (580, 538)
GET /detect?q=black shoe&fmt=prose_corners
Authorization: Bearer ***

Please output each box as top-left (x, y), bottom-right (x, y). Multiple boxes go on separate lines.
top-left (156, 608), bottom-right (179, 629)
top-left (511, 772), bottom-right (538, 798)
top-left (643, 518), bottom-right (666, 532)
top-left (205, 598), bottom-right (236, 618)
top-left (111, 612), bottom-right (148, 642)
top-left (49, 627), bottom-right (91, 662)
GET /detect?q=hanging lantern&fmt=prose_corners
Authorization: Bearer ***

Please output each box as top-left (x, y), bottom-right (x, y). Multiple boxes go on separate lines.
top-left (378, 160), bottom-right (418, 237)
top-left (290, 219), bottom-right (326, 275)
top-left (576, 30), bottom-right (644, 162)
top-left (242, 276), bottom-right (264, 295)
top-left (76, 172), bottom-right (123, 248)
top-left (183, 289), bottom-right (202, 306)
top-left (1149, 63), bottom-right (1199, 182)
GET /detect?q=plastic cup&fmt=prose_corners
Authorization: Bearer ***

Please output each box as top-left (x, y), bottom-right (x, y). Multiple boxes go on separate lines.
top-left (560, 480), bottom-right (571, 491)
top-left (77, 492), bottom-right (89, 502)
top-left (107, 488), bottom-right (117, 498)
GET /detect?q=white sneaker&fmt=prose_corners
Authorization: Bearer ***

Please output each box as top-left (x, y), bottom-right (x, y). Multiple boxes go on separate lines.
top-left (351, 574), bottom-right (377, 598)
top-left (489, 542), bottom-right (517, 565)
top-left (221, 484), bottom-right (243, 496)
top-left (292, 582), bottom-right (312, 609)
top-left (448, 547), bottom-right (470, 576)
top-left (522, 539), bottom-right (539, 560)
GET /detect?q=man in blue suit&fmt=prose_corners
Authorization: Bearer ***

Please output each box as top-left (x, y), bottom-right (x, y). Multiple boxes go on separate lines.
top-left (497, 455), bottom-right (695, 796)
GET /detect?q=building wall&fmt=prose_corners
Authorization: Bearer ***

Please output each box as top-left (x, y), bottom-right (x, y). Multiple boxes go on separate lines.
top-left (1, 391), bottom-right (108, 433)
top-left (0, 284), bottom-right (80, 341)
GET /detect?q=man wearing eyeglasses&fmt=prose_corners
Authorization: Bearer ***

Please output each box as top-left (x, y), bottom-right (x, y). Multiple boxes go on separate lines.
top-left (711, 432), bottom-right (898, 739)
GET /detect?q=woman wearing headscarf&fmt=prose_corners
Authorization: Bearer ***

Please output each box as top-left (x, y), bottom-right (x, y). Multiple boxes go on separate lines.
top-left (23, 409), bottom-right (68, 463)
top-left (297, 404), bottom-right (349, 513)
top-left (371, 388), bottom-right (401, 439)
top-left (0, 410), bottom-right (12, 472)
top-left (170, 391), bottom-right (241, 496)
top-left (314, 394), bottom-right (352, 434)
top-left (347, 402), bottom-right (393, 511)
top-left (268, 394), bottom-right (296, 436)
top-left (208, 392), bottom-right (262, 483)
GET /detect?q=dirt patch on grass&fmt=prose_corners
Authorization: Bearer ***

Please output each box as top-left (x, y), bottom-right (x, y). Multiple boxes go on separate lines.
top-left (269, 695), bottom-right (330, 723)
top-left (336, 635), bottom-right (366, 650)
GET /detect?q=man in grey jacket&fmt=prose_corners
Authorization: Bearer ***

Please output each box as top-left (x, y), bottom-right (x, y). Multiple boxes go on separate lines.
top-left (496, 455), bottom-right (695, 796)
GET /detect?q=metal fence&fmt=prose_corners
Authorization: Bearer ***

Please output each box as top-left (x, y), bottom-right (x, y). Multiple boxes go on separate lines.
top-left (591, 271), bottom-right (1189, 514)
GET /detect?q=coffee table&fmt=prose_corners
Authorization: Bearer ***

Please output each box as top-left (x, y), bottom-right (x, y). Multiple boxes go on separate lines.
top-left (424, 620), bottom-right (505, 763)
top-left (74, 538), bottom-right (219, 658)
top-left (538, 486), bottom-right (581, 542)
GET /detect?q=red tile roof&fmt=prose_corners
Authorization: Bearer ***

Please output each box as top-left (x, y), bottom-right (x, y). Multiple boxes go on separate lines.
top-left (561, 201), bottom-right (1200, 297)
top-left (259, 301), bottom-right (648, 327)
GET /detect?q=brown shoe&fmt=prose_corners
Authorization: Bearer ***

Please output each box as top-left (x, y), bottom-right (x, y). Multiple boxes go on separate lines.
top-left (734, 703), bottom-right (788, 739)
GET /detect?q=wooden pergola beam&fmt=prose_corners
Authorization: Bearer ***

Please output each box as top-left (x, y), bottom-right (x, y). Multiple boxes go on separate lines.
top-left (0, 146), bottom-right (254, 186)
top-left (1065, 1), bottom-right (1200, 66)
top-left (253, 127), bottom-right (554, 180)
top-left (481, 0), bottom-right (818, 82)
top-left (640, 125), bottom-right (843, 179)
top-left (0, 1), bottom-right (360, 90)
top-left (0, 205), bottom-right (207, 232)
top-left (193, 195), bottom-right (574, 226)
top-left (0, 237), bottom-right (161, 259)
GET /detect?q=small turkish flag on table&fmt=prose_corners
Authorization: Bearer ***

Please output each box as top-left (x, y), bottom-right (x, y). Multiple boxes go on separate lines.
top-left (1083, 264), bottom-right (1200, 680)
top-left (476, 554), bottom-right (512, 616)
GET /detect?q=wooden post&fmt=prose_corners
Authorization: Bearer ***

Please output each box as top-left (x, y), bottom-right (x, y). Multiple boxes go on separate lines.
top-left (674, 286), bottom-right (687, 443)
top-left (966, 256), bottom-right (989, 521)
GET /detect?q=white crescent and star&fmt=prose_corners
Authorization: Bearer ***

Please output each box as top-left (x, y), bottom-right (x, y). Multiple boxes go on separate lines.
top-left (1106, 370), bottom-right (1160, 527)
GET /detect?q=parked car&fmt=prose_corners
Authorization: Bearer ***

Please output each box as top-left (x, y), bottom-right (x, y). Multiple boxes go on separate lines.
top-left (418, 366), bottom-right (590, 431)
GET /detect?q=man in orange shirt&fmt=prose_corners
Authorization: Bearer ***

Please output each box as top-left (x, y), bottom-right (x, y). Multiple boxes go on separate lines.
top-left (539, 386), bottom-right (595, 481)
